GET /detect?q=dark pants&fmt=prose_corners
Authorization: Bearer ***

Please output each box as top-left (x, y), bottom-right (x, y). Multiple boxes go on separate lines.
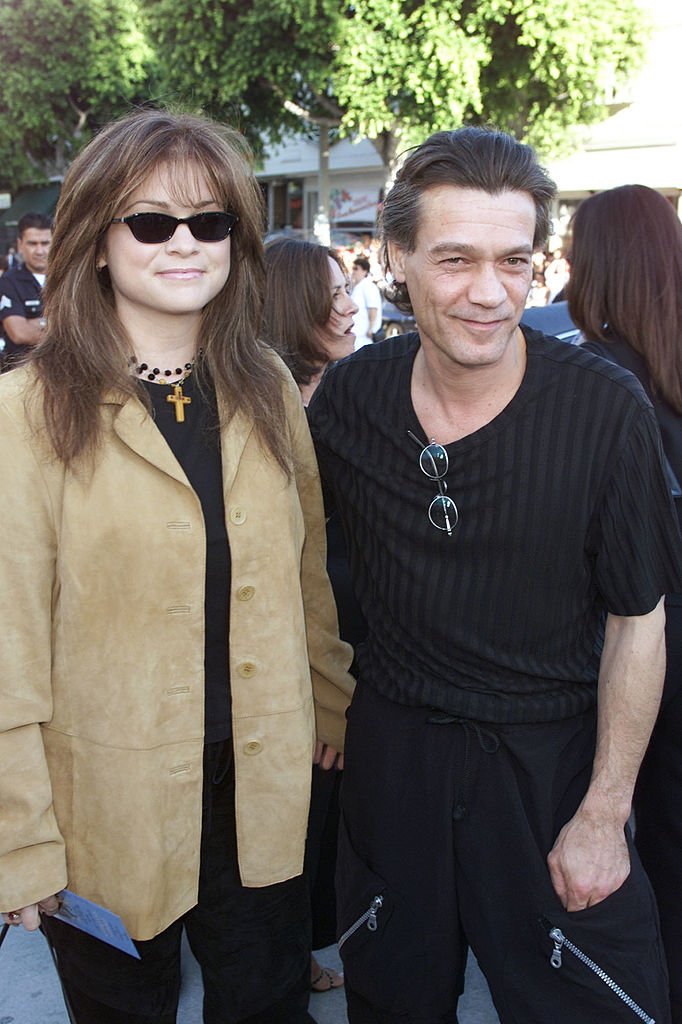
top-left (43, 741), bottom-right (313, 1024)
top-left (635, 602), bottom-right (682, 1024)
top-left (305, 764), bottom-right (342, 949)
top-left (337, 683), bottom-right (670, 1024)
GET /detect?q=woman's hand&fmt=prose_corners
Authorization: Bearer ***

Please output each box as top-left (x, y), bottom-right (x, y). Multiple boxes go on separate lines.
top-left (2, 895), bottom-right (61, 931)
top-left (313, 740), bottom-right (344, 771)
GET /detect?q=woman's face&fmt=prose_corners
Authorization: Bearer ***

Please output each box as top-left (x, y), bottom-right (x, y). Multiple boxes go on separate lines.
top-left (317, 257), bottom-right (358, 362)
top-left (99, 164), bottom-right (231, 336)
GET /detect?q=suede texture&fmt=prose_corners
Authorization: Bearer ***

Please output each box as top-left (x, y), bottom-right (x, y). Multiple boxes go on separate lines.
top-left (0, 361), bottom-right (354, 940)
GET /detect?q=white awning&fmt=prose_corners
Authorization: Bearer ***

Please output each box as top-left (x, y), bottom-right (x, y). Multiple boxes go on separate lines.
top-left (549, 140), bottom-right (682, 194)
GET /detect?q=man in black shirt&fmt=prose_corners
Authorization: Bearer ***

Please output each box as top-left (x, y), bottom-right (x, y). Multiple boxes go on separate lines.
top-left (0, 212), bottom-right (51, 369)
top-left (309, 128), bottom-right (682, 1023)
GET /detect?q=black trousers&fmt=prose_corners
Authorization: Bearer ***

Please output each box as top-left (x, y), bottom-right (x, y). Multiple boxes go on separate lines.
top-left (43, 741), bottom-right (313, 1024)
top-left (337, 683), bottom-right (671, 1024)
top-left (305, 764), bottom-right (342, 949)
top-left (635, 602), bottom-right (682, 1024)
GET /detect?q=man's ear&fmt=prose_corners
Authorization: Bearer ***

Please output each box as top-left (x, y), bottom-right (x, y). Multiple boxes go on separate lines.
top-left (387, 241), bottom-right (406, 283)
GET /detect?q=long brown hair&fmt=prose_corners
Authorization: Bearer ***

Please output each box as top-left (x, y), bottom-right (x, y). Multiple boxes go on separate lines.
top-left (568, 185), bottom-right (682, 412)
top-left (262, 238), bottom-right (344, 385)
top-left (34, 107), bottom-right (291, 471)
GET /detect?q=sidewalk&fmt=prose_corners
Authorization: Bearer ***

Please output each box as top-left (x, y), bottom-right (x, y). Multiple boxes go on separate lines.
top-left (0, 925), bottom-right (500, 1023)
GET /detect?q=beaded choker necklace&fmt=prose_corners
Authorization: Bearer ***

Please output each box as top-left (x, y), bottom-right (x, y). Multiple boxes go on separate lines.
top-left (129, 356), bottom-right (195, 383)
top-left (130, 354), bottom-right (199, 424)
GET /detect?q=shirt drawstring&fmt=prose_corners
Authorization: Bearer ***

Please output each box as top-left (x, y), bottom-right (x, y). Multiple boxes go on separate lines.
top-left (427, 712), bottom-right (500, 820)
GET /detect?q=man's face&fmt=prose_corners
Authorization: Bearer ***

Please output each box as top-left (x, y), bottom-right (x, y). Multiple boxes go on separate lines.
top-left (351, 263), bottom-right (367, 287)
top-left (17, 228), bottom-right (52, 275)
top-left (388, 185), bottom-right (535, 370)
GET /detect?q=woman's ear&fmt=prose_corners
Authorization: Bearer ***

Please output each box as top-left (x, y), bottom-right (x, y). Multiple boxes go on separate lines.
top-left (95, 243), bottom-right (108, 271)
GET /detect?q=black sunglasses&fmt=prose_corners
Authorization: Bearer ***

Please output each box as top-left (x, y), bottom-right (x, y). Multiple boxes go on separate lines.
top-left (408, 430), bottom-right (459, 536)
top-left (110, 211), bottom-right (238, 244)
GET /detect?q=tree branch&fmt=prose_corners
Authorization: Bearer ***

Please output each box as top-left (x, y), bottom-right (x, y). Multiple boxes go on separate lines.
top-left (282, 97), bottom-right (339, 128)
top-left (261, 77), bottom-right (342, 127)
top-left (67, 94), bottom-right (89, 136)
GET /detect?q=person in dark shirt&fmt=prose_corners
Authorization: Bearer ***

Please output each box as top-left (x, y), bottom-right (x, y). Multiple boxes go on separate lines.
top-left (569, 183), bottom-right (682, 1023)
top-left (308, 128), bottom-right (682, 1024)
top-left (0, 212), bottom-right (51, 369)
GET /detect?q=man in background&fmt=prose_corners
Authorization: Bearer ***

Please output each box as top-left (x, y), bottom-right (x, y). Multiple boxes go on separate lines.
top-left (350, 256), bottom-right (381, 349)
top-left (0, 212), bottom-right (51, 370)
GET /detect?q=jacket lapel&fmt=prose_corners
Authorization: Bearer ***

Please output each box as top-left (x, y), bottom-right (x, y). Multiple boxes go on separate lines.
top-left (218, 400), bottom-right (255, 496)
top-left (107, 392), bottom-right (191, 487)
top-left (104, 391), bottom-right (256, 494)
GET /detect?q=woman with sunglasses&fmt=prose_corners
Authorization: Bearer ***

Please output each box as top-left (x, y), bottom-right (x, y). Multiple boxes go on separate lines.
top-left (263, 238), bottom-right (367, 995)
top-left (0, 108), bottom-right (354, 1024)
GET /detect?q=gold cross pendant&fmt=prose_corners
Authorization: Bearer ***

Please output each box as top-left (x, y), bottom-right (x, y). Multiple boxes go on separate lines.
top-left (166, 384), bottom-right (192, 423)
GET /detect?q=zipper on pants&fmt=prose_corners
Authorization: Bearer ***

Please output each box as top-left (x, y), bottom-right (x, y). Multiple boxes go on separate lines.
top-left (338, 895), bottom-right (384, 951)
top-left (548, 925), bottom-right (655, 1023)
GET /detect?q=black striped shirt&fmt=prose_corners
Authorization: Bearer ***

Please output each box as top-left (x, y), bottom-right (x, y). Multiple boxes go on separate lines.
top-left (308, 328), bottom-right (682, 724)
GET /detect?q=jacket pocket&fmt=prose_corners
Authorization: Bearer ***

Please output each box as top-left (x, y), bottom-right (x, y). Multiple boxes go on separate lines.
top-left (543, 919), bottom-right (656, 1023)
top-left (335, 813), bottom-right (429, 1014)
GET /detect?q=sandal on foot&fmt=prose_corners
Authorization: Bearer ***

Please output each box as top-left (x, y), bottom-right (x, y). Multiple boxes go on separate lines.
top-left (310, 966), bottom-right (344, 992)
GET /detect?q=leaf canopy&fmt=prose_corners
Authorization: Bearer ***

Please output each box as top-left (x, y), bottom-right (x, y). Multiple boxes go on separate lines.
top-left (0, 0), bottom-right (152, 189)
top-left (148, 0), bottom-right (647, 165)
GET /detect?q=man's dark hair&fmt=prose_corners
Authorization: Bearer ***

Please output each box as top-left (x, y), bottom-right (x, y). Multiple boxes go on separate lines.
top-left (353, 256), bottom-right (370, 274)
top-left (381, 127), bottom-right (556, 311)
top-left (17, 212), bottom-right (52, 237)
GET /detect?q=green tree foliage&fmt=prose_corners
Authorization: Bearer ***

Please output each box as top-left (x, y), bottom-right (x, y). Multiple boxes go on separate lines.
top-left (0, 0), bottom-right (152, 189)
top-left (148, 0), bottom-right (647, 170)
top-left (464, 0), bottom-right (648, 156)
top-left (147, 0), bottom-right (344, 153)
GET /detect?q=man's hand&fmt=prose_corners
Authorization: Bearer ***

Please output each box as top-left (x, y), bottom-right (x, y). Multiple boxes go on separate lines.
top-left (2, 895), bottom-right (61, 931)
top-left (546, 602), bottom-right (665, 911)
top-left (547, 807), bottom-right (630, 911)
top-left (313, 740), bottom-right (344, 771)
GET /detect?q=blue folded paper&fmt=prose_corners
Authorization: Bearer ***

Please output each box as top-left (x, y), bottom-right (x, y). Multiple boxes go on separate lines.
top-left (55, 890), bottom-right (141, 959)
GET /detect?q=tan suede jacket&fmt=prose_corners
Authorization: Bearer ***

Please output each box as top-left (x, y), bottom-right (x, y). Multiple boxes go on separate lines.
top-left (0, 363), bottom-right (354, 940)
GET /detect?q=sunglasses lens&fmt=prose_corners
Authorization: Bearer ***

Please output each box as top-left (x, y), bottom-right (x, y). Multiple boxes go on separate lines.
top-left (128, 213), bottom-right (176, 243)
top-left (429, 494), bottom-right (459, 534)
top-left (420, 443), bottom-right (448, 480)
top-left (190, 212), bottom-right (237, 241)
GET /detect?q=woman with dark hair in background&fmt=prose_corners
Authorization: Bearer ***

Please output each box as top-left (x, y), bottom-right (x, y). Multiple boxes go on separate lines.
top-left (263, 237), bottom-right (367, 994)
top-left (0, 109), bottom-right (354, 1024)
top-left (263, 238), bottom-right (358, 407)
top-left (568, 183), bottom-right (682, 1023)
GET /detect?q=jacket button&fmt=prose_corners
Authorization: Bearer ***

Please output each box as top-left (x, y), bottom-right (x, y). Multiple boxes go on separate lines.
top-left (243, 740), bottom-right (262, 756)
top-left (230, 506), bottom-right (246, 524)
top-left (236, 585), bottom-right (255, 602)
top-left (237, 661), bottom-right (257, 678)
